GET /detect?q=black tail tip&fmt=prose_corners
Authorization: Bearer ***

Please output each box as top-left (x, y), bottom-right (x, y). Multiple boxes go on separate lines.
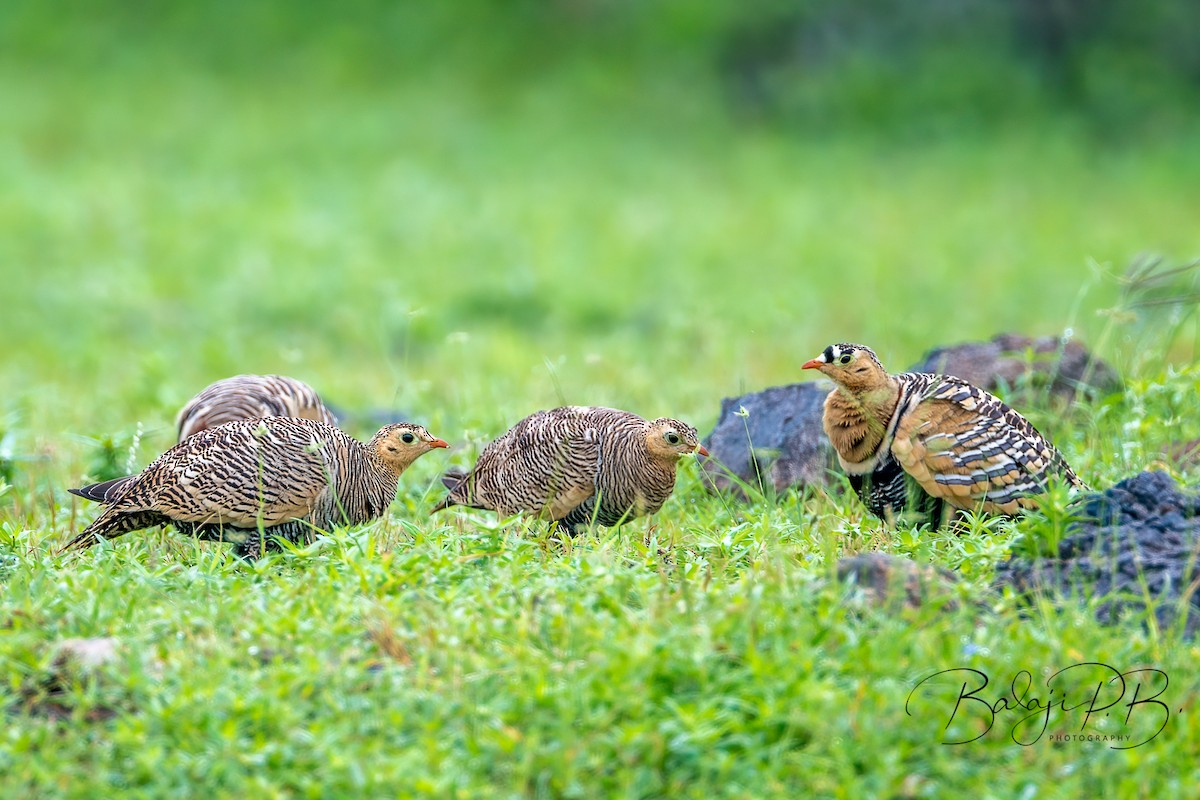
top-left (68, 475), bottom-right (133, 503)
top-left (432, 468), bottom-right (470, 514)
top-left (440, 468), bottom-right (468, 492)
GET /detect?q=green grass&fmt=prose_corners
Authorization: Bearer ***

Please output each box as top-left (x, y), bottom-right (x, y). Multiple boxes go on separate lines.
top-left (3, 5), bottom-right (1200, 796)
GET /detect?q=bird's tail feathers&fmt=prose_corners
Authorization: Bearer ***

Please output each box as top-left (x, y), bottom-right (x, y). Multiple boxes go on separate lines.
top-left (440, 467), bottom-right (468, 491)
top-left (431, 467), bottom-right (471, 514)
top-left (58, 508), bottom-right (161, 553)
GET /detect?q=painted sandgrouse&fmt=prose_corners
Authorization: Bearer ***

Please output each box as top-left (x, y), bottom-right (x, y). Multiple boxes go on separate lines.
top-left (176, 375), bottom-right (337, 441)
top-left (64, 417), bottom-right (448, 558)
top-left (803, 343), bottom-right (1087, 523)
top-left (432, 406), bottom-right (708, 532)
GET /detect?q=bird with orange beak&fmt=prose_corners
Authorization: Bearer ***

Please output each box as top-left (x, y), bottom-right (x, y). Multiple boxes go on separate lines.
top-left (64, 418), bottom-right (449, 558)
top-left (803, 343), bottom-right (1086, 524)
top-left (434, 406), bottom-right (708, 533)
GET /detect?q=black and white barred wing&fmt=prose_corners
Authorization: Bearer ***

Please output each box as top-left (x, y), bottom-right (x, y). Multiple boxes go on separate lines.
top-left (890, 376), bottom-right (1079, 514)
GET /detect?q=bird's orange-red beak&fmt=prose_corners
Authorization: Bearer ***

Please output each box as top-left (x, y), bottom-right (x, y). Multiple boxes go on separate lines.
top-left (801, 358), bottom-right (824, 370)
top-left (696, 444), bottom-right (710, 457)
top-left (429, 438), bottom-right (450, 449)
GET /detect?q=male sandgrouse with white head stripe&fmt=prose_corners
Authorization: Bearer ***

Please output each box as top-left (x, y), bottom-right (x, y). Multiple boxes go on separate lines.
top-left (432, 406), bottom-right (708, 532)
top-left (64, 417), bottom-right (447, 558)
top-left (803, 343), bottom-right (1087, 522)
top-left (176, 374), bottom-right (337, 441)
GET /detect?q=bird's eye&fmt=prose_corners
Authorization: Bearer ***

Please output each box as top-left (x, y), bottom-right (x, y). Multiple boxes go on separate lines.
top-left (400, 432), bottom-right (416, 444)
top-left (665, 431), bottom-right (681, 445)
top-left (839, 353), bottom-right (852, 364)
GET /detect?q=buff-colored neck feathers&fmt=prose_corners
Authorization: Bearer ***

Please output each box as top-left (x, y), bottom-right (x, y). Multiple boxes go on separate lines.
top-left (822, 388), bottom-right (900, 465)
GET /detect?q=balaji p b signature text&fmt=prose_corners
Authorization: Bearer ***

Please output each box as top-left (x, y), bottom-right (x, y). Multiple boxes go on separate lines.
top-left (905, 662), bottom-right (1172, 749)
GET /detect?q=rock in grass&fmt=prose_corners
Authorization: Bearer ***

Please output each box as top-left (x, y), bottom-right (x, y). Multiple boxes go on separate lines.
top-left (20, 637), bottom-right (125, 721)
top-left (994, 471), bottom-right (1200, 635)
top-left (51, 637), bottom-right (122, 677)
top-left (699, 382), bottom-right (834, 497)
top-left (836, 553), bottom-right (960, 611)
top-left (912, 333), bottom-right (1119, 404)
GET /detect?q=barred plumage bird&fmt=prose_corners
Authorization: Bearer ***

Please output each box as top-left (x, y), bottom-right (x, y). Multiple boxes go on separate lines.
top-left (802, 343), bottom-right (1087, 522)
top-left (432, 406), bottom-right (708, 532)
top-left (64, 417), bottom-right (448, 558)
top-left (176, 375), bottom-right (337, 441)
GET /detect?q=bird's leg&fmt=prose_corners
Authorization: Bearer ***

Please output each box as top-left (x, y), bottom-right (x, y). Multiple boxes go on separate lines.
top-left (643, 520), bottom-right (660, 550)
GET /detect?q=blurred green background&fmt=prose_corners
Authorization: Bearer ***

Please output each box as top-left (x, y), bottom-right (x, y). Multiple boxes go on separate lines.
top-left (2, 0), bottom-right (1199, 444)
top-left (3, 5), bottom-right (1200, 796)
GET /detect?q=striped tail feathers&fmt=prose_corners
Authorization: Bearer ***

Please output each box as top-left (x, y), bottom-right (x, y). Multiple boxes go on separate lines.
top-left (59, 507), bottom-right (165, 553)
top-left (68, 475), bottom-right (136, 504)
top-left (62, 475), bottom-right (143, 551)
top-left (1052, 449), bottom-right (1090, 491)
top-left (59, 524), bottom-right (108, 553)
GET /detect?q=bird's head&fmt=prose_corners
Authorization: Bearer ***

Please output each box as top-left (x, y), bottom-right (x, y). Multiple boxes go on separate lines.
top-left (371, 424), bottom-right (449, 471)
top-left (645, 418), bottom-right (709, 461)
top-left (802, 343), bottom-right (891, 393)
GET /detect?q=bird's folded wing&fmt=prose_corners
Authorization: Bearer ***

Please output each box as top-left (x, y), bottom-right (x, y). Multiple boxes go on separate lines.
top-left (119, 430), bottom-right (333, 527)
top-left (481, 418), bottom-right (600, 519)
top-left (890, 382), bottom-right (1058, 514)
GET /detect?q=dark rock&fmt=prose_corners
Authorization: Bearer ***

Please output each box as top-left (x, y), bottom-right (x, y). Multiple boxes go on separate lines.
top-left (994, 471), bottom-right (1200, 635)
top-left (912, 333), bottom-right (1119, 403)
top-left (836, 553), bottom-right (960, 610)
top-left (699, 382), bottom-right (834, 496)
